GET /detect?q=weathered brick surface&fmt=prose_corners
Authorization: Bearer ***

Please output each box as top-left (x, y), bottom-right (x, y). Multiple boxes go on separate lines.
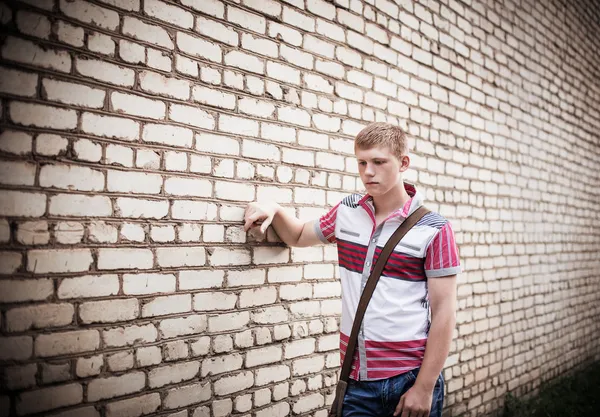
top-left (0, 1), bottom-right (599, 416)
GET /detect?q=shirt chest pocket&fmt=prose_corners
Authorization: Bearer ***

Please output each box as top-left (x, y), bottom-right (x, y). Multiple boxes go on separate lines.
top-left (339, 228), bottom-right (360, 238)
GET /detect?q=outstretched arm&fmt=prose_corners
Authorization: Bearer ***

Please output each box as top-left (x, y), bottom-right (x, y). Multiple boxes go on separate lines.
top-left (244, 202), bottom-right (322, 248)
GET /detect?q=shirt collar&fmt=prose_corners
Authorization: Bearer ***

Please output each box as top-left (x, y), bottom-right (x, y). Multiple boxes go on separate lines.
top-left (358, 182), bottom-right (424, 220)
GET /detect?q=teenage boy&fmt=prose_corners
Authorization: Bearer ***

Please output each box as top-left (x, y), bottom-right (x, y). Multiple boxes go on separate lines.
top-left (244, 122), bottom-right (461, 417)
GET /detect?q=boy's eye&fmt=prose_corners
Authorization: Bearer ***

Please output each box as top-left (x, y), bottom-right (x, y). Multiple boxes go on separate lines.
top-left (374, 160), bottom-right (385, 165)
top-left (358, 161), bottom-right (366, 166)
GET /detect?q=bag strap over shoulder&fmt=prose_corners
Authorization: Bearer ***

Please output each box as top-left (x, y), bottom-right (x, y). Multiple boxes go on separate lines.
top-left (338, 205), bottom-right (430, 382)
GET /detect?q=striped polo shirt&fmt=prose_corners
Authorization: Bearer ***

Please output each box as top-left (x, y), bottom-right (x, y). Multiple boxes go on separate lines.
top-left (313, 182), bottom-right (461, 381)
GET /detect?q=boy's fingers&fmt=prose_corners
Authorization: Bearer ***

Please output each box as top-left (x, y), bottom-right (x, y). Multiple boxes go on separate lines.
top-left (244, 213), bottom-right (260, 231)
top-left (259, 217), bottom-right (273, 234)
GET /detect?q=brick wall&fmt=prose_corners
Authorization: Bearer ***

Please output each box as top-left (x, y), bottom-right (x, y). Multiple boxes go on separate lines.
top-left (1, 0), bottom-right (599, 416)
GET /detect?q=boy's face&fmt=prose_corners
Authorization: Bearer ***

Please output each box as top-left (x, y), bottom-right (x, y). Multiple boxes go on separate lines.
top-left (355, 145), bottom-right (409, 196)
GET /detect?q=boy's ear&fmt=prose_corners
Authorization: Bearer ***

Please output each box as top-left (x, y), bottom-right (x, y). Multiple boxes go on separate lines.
top-left (399, 155), bottom-right (410, 172)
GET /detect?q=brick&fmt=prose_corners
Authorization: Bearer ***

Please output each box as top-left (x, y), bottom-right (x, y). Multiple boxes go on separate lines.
top-left (172, 200), bottom-right (217, 220)
top-left (99, 0), bottom-right (139, 10)
top-left (97, 248), bottom-right (153, 270)
top-left (136, 346), bottom-right (161, 367)
top-left (149, 361), bottom-right (200, 388)
top-left (196, 15), bottom-right (238, 46)
top-left (81, 113), bottom-right (140, 141)
top-left (214, 371), bottom-right (254, 396)
top-left (80, 299), bottom-right (139, 324)
top-left (57, 274), bottom-right (118, 299)
top-left (40, 164), bottom-right (104, 191)
top-left (279, 45), bottom-right (313, 70)
top-left (192, 291), bottom-right (235, 311)
top-left (151, 225), bottom-right (176, 242)
top-left (238, 287), bottom-right (277, 308)
top-left (142, 123), bottom-right (193, 147)
top-left (106, 393), bottom-right (161, 417)
top-left (214, 180), bottom-right (255, 202)
top-left (224, 50), bottom-right (264, 74)
top-left (4, 364), bottom-right (37, 390)
top-left (177, 32), bottom-right (222, 63)
top-left (51, 193), bottom-right (111, 217)
top-left (280, 283), bottom-right (311, 300)
top-left (108, 170), bottom-right (162, 193)
top-left (164, 382), bottom-right (211, 409)
top-left (0, 278), bottom-right (51, 304)
top-left (181, 0), bottom-right (223, 17)
top-left (41, 362), bottom-right (71, 383)
top-left (278, 106), bottom-right (311, 126)
top-left (208, 311), bottom-right (250, 332)
top-left (35, 330), bottom-right (100, 357)
top-left (145, 0), bottom-right (193, 28)
top-left (2, 36), bottom-right (71, 73)
top-left (283, 6), bottom-right (314, 31)
top-left (16, 384), bottom-right (82, 415)
top-left (191, 86), bottom-right (236, 111)
top-left (106, 144), bottom-right (133, 167)
top-left (169, 103), bottom-right (215, 129)
top-left (269, 22), bottom-right (302, 46)
top-left (179, 270), bottom-right (224, 289)
top-left (201, 353), bottom-right (243, 377)
top-left (0, 336), bottom-right (33, 360)
top-left (139, 70), bottom-right (190, 100)
top-left (123, 16), bottom-right (173, 48)
top-left (52, 222), bottom-right (83, 243)
top-left (0, 67), bottom-right (37, 97)
top-left (0, 219), bottom-right (9, 243)
top-left (142, 294), bottom-right (192, 317)
top-left (315, 58), bottom-right (344, 79)
top-left (76, 57), bottom-right (134, 86)
top-left (6, 304), bottom-right (74, 332)
top-left (155, 246), bottom-right (206, 267)
top-left (57, 20), bottom-right (85, 46)
top-left (228, 6), bottom-right (266, 34)
top-left (0, 251), bottom-right (21, 274)
top-left (243, 0), bottom-right (281, 17)
top-left (26, 249), bottom-right (90, 274)
top-left (36, 133), bottom-right (69, 156)
top-left (206, 247), bottom-right (250, 266)
top-left (103, 324), bottom-right (157, 347)
top-left (87, 372), bottom-right (145, 401)
top-left (0, 160), bottom-right (35, 186)
top-left (0, 129), bottom-right (32, 155)
top-left (111, 91), bottom-right (166, 119)
top-left (123, 273), bottom-right (176, 294)
top-left (267, 61), bottom-right (300, 85)
top-left (136, 149), bottom-right (161, 170)
top-left (242, 33), bottom-right (278, 58)
top-left (59, 0), bottom-right (118, 30)
top-left (159, 315), bottom-right (207, 338)
top-left (106, 350), bottom-right (133, 370)
top-left (119, 39), bottom-right (145, 64)
top-left (48, 407), bottom-right (100, 417)
top-left (88, 31), bottom-right (115, 55)
top-left (242, 139), bottom-right (280, 161)
top-left (10, 101), bottom-right (77, 129)
top-left (116, 197), bottom-right (168, 219)
top-left (239, 97), bottom-right (275, 118)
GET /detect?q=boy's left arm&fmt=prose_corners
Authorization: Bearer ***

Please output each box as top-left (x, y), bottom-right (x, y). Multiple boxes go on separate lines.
top-left (394, 275), bottom-right (457, 417)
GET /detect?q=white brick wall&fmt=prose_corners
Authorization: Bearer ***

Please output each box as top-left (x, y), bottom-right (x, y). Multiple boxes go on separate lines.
top-left (1, 1), bottom-right (599, 416)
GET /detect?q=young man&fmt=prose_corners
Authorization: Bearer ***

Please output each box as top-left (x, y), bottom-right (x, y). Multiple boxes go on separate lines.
top-left (244, 123), bottom-right (460, 417)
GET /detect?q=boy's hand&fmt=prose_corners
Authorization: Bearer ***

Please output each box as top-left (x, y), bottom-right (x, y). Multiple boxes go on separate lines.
top-left (244, 202), bottom-right (279, 234)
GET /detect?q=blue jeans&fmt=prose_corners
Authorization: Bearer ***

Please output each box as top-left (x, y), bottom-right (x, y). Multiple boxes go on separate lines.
top-left (342, 368), bottom-right (444, 417)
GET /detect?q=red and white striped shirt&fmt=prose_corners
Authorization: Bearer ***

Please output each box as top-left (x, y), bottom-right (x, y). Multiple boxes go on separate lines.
top-left (314, 183), bottom-right (461, 381)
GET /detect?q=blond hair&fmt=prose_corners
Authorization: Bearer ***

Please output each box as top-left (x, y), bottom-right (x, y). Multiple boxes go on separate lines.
top-left (354, 122), bottom-right (408, 159)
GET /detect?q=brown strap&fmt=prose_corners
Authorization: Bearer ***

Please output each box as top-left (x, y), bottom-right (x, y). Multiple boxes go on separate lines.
top-left (339, 205), bottom-right (430, 382)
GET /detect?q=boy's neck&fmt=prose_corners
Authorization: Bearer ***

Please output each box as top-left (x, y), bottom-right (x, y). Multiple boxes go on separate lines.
top-left (371, 181), bottom-right (411, 218)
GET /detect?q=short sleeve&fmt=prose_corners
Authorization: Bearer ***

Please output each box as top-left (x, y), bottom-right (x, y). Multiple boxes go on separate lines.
top-left (313, 203), bottom-right (340, 244)
top-left (424, 221), bottom-right (461, 278)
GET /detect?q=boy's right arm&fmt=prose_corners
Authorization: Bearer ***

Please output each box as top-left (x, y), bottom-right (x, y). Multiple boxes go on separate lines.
top-left (243, 202), bottom-right (322, 248)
